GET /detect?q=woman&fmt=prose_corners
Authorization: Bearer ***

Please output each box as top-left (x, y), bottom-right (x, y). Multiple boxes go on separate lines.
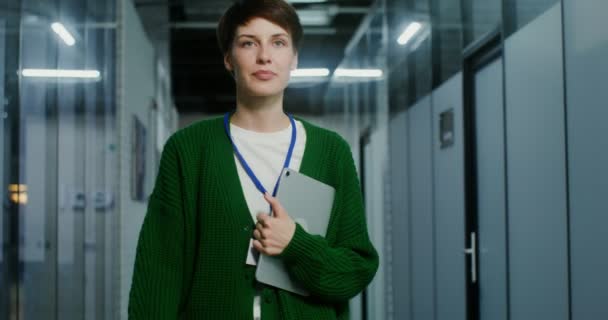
top-left (128, 0), bottom-right (378, 319)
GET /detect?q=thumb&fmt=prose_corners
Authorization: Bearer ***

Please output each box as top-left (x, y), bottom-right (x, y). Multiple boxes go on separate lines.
top-left (264, 193), bottom-right (286, 218)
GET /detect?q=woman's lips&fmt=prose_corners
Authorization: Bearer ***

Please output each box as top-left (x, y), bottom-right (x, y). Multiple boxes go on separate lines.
top-left (253, 70), bottom-right (276, 80)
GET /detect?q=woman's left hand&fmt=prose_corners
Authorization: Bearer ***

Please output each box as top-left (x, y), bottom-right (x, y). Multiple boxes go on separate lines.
top-left (252, 192), bottom-right (296, 256)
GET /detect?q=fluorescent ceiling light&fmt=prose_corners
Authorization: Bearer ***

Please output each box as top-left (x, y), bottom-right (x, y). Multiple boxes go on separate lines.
top-left (397, 22), bottom-right (422, 45)
top-left (334, 68), bottom-right (383, 78)
top-left (291, 68), bottom-right (330, 77)
top-left (51, 22), bottom-right (76, 46)
top-left (297, 10), bottom-right (331, 26)
top-left (21, 69), bottom-right (101, 79)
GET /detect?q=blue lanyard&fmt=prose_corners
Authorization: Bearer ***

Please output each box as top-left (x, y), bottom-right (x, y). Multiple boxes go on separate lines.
top-left (223, 111), bottom-right (297, 199)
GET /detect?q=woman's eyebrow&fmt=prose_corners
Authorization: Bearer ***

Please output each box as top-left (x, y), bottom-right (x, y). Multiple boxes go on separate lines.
top-left (236, 34), bottom-right (257, 40)
top-left (236, 33), bottom-right (289, 39)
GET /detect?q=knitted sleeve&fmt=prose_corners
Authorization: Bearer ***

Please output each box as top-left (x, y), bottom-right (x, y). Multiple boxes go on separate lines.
top-left (278, 137), bottom-right (379, 302)
top-left (128, 136), bottom-right (185, 319)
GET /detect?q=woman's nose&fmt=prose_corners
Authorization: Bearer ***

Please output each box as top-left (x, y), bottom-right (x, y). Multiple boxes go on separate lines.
top-left (256, 45), bottom-right (271, 64)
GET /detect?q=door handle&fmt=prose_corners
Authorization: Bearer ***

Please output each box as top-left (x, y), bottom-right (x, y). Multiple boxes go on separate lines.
top-left (464, 232), bottom-right (477, 283)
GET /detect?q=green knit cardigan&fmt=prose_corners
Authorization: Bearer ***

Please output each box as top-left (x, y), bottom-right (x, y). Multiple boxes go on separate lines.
top-left (128, 116), bottom-right (378, 319)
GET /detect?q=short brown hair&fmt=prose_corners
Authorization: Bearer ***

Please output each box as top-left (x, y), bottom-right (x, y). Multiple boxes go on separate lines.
top-left (216, 0), bottom-right (303, 55)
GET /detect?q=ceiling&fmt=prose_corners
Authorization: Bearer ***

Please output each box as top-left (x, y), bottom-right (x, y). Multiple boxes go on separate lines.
top-left (136, 0), bottom-right (374, 115)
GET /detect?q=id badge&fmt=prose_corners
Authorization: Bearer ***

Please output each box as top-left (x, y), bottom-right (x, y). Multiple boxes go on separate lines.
top-left (246, 238), bottom-right (260, 266)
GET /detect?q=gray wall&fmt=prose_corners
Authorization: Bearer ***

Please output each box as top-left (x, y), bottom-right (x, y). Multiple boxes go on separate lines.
top-left (389, 110), bottom-right (411, 320)
top-left (365, 116), bottom-right (389, 320)
top-left (432, 74), bottom-right (465, 320)
top-left (504, 4), bottom-right (569, 319)
top-left (475, 57), bottom-right (508, 320)
top-left (388, 76), bottom-right (466, 320)
top-left (385, 4), bottom-right (592, 320)
top-left (564, 0), bottom-right (608, 319)
top-left (408, 96), bottom-right (435, 320)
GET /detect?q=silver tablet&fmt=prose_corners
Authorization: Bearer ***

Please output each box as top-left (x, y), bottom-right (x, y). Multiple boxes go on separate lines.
top-left (255, 168), bottom-right (335, 296)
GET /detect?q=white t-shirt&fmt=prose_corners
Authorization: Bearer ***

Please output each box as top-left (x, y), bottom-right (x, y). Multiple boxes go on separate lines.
top-left (230, 120), bottom-right (307, 222)
top-left (229, 119), bottom-right (307, 319)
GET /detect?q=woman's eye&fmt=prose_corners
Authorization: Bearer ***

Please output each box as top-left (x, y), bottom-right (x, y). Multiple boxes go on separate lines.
top-left (241, 41), bottom-right (254, 47)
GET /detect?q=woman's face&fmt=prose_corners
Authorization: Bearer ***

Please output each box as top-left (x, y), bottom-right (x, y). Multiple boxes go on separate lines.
top-left (224, 17), bottom-right (298, 98)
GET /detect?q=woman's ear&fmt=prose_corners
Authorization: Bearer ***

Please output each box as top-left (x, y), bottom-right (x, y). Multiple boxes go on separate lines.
top-left (291, 52), bottom-right (298, 71)
top-left (224, 54), bottom-right (233, 72)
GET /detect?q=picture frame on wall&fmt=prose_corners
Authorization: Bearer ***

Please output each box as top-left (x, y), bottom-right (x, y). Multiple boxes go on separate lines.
top-left (131, 115), bottom-right (147, 201)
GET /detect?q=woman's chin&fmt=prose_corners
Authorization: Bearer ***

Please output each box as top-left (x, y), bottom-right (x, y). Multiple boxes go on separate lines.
top-left (245, 86), bottom-right (285, 98)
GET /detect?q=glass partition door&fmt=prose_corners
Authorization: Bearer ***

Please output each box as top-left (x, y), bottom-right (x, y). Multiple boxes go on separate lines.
top-left (1, 0), bottom-right (117, 319)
